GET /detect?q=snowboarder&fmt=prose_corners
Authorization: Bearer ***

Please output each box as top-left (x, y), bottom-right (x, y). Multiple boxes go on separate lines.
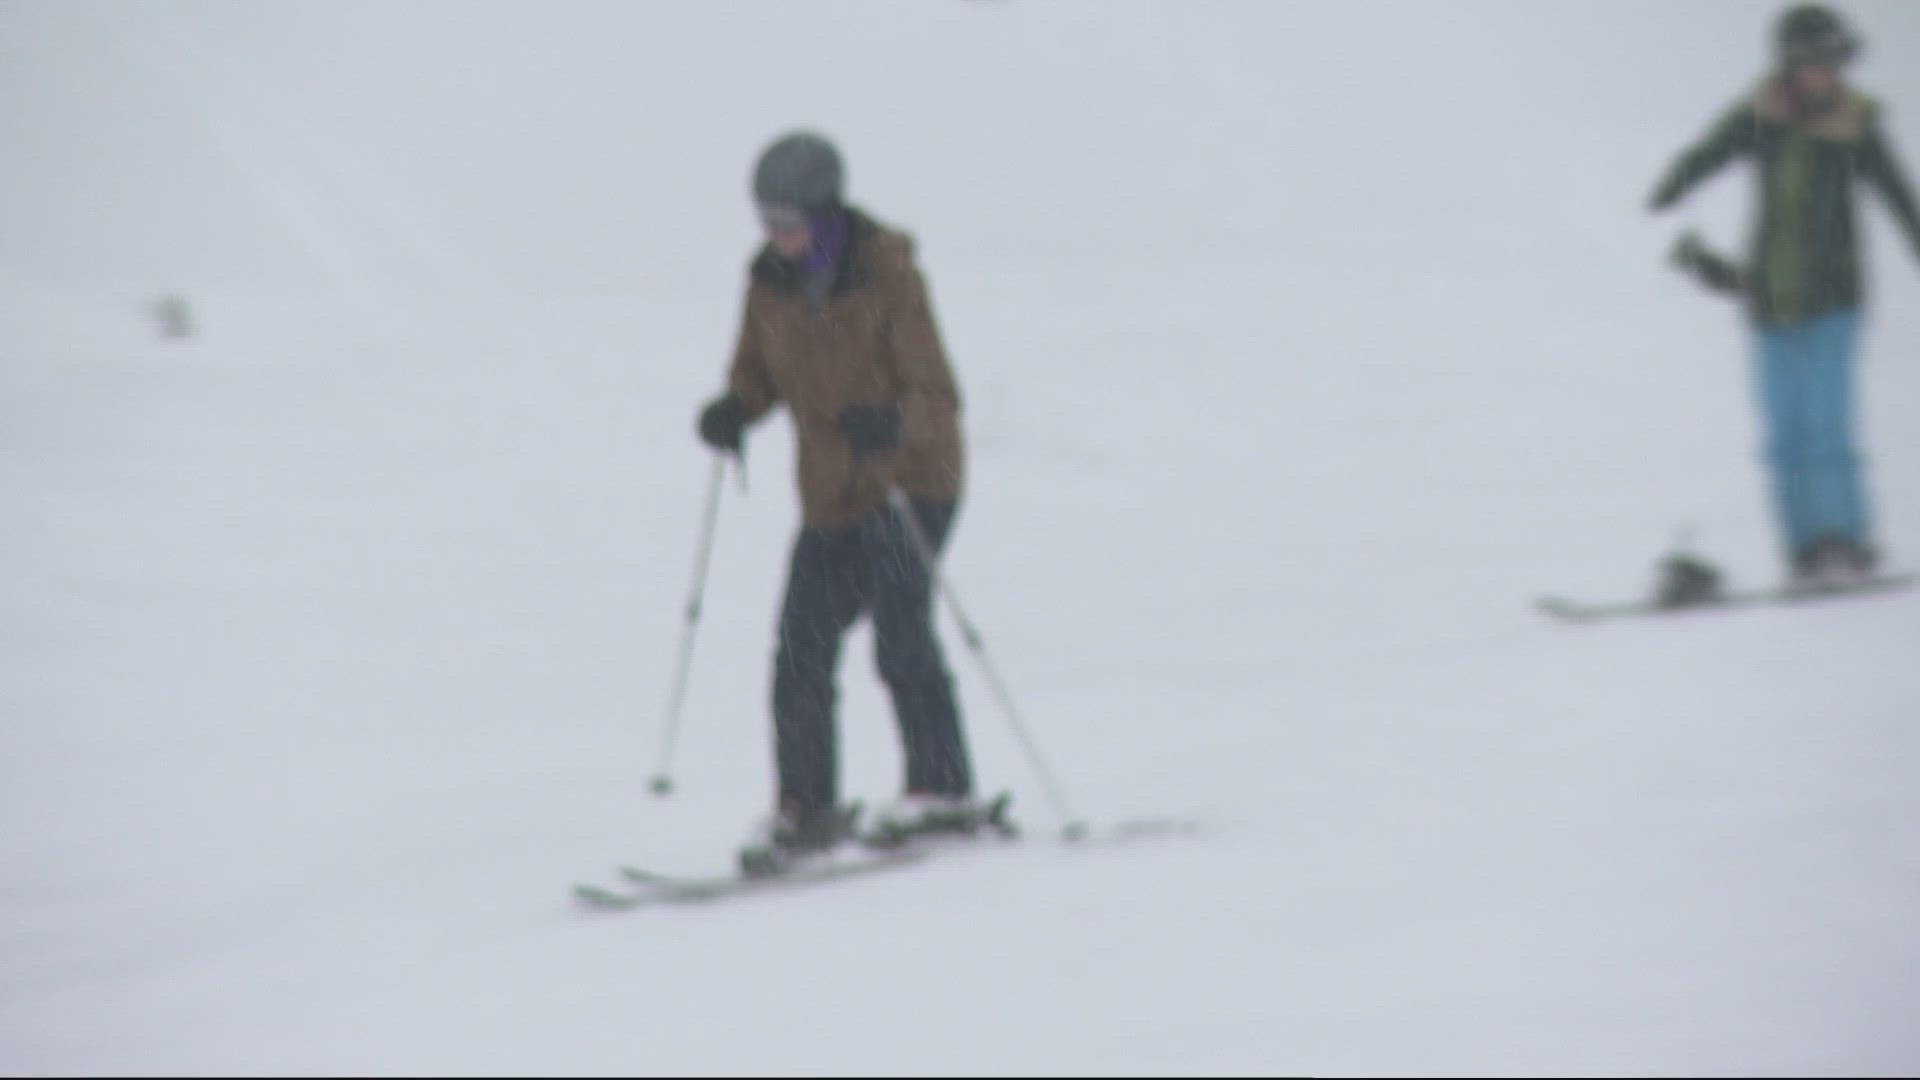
top-left (696, 130), bottom-right (993, 874)
top-left (1648, 4), bottom-right (1920, 588)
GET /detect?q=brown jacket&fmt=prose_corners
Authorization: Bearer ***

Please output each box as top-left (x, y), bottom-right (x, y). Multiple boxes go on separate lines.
top-left (724, 207), bottom-right (965, 528)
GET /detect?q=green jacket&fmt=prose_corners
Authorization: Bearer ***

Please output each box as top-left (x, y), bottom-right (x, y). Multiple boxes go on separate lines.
top-left (1651, 78), bottom-right (1920, 328)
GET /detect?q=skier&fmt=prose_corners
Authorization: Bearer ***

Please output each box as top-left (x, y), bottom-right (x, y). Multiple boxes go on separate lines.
top-left (696, 130), bottom-right (996, 874)
top-left (1648, 3), bottom-right (1920, 589)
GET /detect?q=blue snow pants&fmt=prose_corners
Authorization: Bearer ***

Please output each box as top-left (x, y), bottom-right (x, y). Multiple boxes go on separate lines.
top-left (1751, 308), bottom-right (1873, 558)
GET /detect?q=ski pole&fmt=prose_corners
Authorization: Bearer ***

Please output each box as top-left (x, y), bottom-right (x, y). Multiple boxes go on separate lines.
top-left (885, 487), bottom-right (1089, 840)
top-left (650, 453), bottom-right (729, 797)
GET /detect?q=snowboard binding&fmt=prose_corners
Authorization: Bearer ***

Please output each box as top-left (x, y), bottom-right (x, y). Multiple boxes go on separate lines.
top-left (1653, 550), bottom-right (1727, 610)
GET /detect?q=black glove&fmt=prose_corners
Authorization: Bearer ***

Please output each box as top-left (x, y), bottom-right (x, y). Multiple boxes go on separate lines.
top-left (698, 393), bottom-right (750, 453)
top-left (1671, 232), bottom-right (1748, 296)
top-left (838, 403), bottom-right (903, 453)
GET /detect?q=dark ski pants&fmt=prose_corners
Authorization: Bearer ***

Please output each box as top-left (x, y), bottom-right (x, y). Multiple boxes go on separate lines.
top-left (771, 496), bottom-right (972, 812)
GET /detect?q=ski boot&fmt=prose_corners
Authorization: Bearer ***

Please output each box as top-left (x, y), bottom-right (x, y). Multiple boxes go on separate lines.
top-left (736, 802), bottom-right (861, 878)
top-left (860, 791), bottom-right (1019, 849)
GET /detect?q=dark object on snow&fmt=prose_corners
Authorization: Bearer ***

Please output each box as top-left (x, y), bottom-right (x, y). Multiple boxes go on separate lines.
top-left (154, 294), bottom-right (194, 339)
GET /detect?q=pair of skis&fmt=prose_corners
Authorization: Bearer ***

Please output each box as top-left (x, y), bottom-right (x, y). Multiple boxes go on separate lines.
top-left (573, 847), bottom-right (936, 910)
top-left (573, 793), bottom-right (1024, 911)
top-left (572, 802), bottom-right (1205, 912)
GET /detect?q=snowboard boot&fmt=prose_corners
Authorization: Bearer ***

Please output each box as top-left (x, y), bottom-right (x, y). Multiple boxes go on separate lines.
top-left (1791, 538), bottom-right (1836, 592)
top-left (737, 802), bottom-right (861, 877)
top-left (1836, 537), bottom-right (1880, 578)
top-left (1791, 533), bottom-right (1880, 592)
top-left (861, 791), bottom-right (1018, 849)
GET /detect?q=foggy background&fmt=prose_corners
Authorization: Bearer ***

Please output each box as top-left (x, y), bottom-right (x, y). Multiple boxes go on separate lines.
top-left (5, 2), bottom-right (1920, 1074)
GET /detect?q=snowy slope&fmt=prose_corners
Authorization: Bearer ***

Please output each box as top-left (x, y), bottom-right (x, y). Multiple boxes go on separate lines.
top-left (5, 1), bottom-right (1920, 1075)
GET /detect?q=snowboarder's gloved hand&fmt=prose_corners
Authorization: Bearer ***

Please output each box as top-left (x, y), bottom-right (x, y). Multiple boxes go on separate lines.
top-left (838, 403), bottom-right (902, 453)
top-left (1671, 232), bottom-right (1748, 296)
top-left (699, 392), bottom-right (750, 453)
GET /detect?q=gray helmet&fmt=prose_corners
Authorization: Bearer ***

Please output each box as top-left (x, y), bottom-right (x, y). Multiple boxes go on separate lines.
top-left (752, 131), bottom-right (844, 210)
top-left (1775, 4), bottom-right (1861, 68)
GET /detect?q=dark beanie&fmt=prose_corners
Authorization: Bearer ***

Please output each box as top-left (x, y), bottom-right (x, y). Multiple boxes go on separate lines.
top-left (753, 131), bottom-right (845, 210)
top-left (1775, 4), bottom-right (1861, 68)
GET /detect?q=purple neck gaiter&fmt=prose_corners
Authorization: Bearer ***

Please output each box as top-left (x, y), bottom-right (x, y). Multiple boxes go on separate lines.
top-left (804, 206), bottom-right (848, 274)
top-left (796, 206), bottom-right (847, 307)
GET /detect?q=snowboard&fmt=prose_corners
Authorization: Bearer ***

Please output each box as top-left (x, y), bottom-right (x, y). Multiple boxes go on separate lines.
top-left (1538, 571), bottom-right (1913, 624)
